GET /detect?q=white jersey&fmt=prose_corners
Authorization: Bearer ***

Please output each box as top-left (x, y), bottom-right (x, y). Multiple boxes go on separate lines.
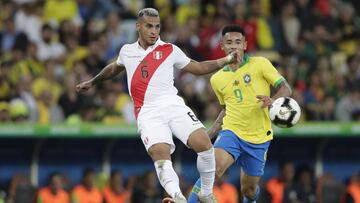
top-left (116, 38), bottom-right (191, 118)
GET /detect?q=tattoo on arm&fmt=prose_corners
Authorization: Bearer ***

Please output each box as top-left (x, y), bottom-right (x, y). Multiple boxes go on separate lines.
top-left (199, 60), bottom-right (223, 74)
top-left (208, 108), bottom-right (225, 139)
top-left (186, 57), bottom-right (229, 75)
top-left (92, 62), bottom-right (125, 85)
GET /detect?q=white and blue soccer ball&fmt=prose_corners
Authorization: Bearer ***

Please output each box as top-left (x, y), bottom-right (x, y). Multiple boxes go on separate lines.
top-left (269, 97), bottom-right (301, 128)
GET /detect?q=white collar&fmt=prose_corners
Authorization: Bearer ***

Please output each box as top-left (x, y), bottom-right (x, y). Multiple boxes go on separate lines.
top-left (136, 37), bottom-right (162, 50)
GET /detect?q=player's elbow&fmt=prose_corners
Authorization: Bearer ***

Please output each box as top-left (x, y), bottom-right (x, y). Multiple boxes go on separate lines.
top-left (281, 81), bottom-right (292, 96)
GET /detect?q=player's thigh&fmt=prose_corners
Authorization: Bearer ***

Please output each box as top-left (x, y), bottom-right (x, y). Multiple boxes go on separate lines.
top-left (215, 148), bottom-right (234, 180)
top-left (239, 140), bottom-right (270, 177)
top-left (213, 130), bottom-right (242, 178)
top-left (168, 105), bottom-right (206, 149)
top-left (138, 114), bottom-right (175, 157)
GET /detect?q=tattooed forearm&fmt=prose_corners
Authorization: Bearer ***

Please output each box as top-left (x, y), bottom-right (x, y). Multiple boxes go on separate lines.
top-left (91, 62), bottom-right (125, 85)
top-left (207, 108), bottom-right (225, 139)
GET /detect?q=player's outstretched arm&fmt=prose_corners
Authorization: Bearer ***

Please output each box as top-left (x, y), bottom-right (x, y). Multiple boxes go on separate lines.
top-left (76, 62), bottom-right (125, 92)
top-left (257, 80), bottom-right (292, 108)
top-left (271, 80), bottom-right (292, 100)
top-left (207, 107), bottom-right (225, 140)
top-left (183, 52), bottom-right (238, 75)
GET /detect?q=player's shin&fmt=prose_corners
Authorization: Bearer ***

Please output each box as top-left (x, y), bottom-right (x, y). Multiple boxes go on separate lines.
top-left (197, 147), bottom-right (216, 196)
top-left (243, 185), bottom-right (260, 203)
top-left (154, 160), bottom-right (186, 199)
top-left (188, 179), bottom-right (201, 203)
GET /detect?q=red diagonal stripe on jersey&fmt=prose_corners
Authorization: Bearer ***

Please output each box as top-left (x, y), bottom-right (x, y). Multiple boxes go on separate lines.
top-left (130, 44), bottom-right (173, 118)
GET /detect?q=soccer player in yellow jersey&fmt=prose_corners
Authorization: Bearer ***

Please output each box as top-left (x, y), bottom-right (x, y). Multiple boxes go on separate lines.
top-left (188, 25), bottom-right (292, 203)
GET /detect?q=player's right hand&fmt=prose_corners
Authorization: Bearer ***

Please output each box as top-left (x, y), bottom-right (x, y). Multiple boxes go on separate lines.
top-left (76, 80), bottom-right (93, 92)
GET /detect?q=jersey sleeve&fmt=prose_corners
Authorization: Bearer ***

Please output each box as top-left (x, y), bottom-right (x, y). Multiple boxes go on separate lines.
top-left (210, 75), bottom-right (225, 105)
top-left (261, 57), bottom-right (285, 88)
top-left (172, 45), bottom-right (191, 69)
top-left (116, 45), bottom-right (126, 66)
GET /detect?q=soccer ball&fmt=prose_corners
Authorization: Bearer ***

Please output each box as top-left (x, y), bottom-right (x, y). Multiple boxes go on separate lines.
top-left (269, 97), bottom-right (301, 128)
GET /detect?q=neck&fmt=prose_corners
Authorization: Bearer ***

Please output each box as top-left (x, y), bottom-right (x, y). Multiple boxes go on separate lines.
top-left (138, 38), bottom-right (151, 50)
top-left (229, 63), bottom-right (240, 70)
top-left (228, 53), bottom-right (246, 70)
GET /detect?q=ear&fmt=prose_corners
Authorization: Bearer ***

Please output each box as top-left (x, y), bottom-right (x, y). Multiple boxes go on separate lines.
top-left (243, 41), bottom-right (247, 51)
top-left (136, 21), bottom-right (140, 32)
top-left (220, 40), bottom-right (224, 50)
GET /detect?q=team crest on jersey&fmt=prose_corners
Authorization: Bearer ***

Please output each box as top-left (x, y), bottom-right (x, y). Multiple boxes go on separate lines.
top-left (153, 51), bottom-right (163, 60)
top-left (243, 74), bottom-right (251, 84)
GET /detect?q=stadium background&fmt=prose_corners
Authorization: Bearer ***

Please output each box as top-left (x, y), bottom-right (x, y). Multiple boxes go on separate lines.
top-left (0, 0), bottom-right (359, 202)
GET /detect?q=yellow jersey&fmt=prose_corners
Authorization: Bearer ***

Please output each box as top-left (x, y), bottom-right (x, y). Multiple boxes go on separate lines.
top-left (210, 55), bottom-right (284, 144)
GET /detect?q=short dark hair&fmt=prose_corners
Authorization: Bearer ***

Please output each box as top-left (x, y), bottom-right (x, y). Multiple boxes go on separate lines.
top-left (222, 24), bottom-right (245, 36)
top-left (137, 8), bottom-right (159, 20)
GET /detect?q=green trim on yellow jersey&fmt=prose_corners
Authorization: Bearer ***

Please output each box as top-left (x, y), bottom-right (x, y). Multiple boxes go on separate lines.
top-left (210, 56), bottom-right (284, 144)
top-left (274, 77), bottom-right (285, 88)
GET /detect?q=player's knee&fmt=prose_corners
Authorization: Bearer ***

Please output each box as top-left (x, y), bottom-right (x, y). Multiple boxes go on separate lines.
top-left (148, 144), bottom-right (171, 161)
top-left (215, 167), bottom-right (225, 181)
top-left (215, 172), bottom-right (222, 181)
top-left (241, 185), bottom-right (257, 198)
top-left (199, 142), bottom-right (212, 151)
top-left (188, 130), bottom-right (212, 152)
top-left (193, 142), bottom-right (212, 152)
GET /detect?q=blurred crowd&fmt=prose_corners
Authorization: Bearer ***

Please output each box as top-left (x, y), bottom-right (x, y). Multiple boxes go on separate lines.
top-left (0, 162), bottom-right (359, 203)
top-left (0, 0), bottom-right (360, 124)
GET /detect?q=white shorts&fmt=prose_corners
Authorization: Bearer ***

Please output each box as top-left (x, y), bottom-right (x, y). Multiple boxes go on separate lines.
top-left (137, 104), bottom-right (205, 154)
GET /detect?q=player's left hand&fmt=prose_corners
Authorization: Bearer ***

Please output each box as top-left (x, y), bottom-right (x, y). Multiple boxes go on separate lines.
top-left (256, 95), bottom-right (273, 108)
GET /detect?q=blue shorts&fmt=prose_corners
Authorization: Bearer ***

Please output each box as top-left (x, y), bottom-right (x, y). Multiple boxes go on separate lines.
top-left (214, 130), bottom-right (270, 176)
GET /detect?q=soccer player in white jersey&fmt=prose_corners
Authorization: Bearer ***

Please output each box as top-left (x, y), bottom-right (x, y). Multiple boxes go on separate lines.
top-left (76, 8), bottom-right (238, 203)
